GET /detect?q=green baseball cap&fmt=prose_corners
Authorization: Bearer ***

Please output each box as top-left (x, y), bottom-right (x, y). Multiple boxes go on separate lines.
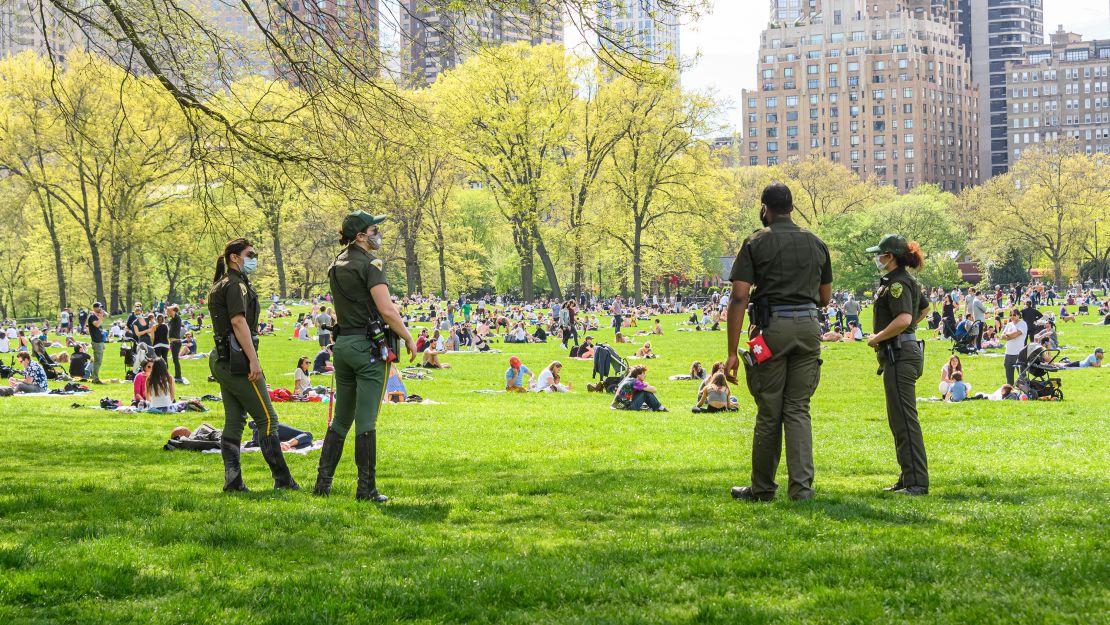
top-left (865, 234), bottom-right (908, 255)
top-left (341, 211), bottom-right (387, 239)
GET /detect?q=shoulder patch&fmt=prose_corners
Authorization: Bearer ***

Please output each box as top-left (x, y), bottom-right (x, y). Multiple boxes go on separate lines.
top-left (239, 283), bottom-right (248, 297)
top-left (371, 259), bottom-right (383, 271)
top-left (891, 283), bottom-right (904, 299)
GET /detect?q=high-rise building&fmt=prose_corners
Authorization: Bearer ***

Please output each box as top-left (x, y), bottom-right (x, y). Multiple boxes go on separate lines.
top-left (400, 2), bottom-right (563, 87)
top-left (742, 0), bottom-right (979, 192)
top-left (597, 0), bottom-right (681, 64)
top-left (0, 1), bottom-right (92, 60)
top-left (968, 0), bottom-right (1043, 179)
top-left (1005, 27), bottom-right (1110, 159)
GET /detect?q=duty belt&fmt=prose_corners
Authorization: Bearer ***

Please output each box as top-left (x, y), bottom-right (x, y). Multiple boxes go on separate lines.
top-left (770, 303), bottom-right (819, 318)
top-left (891, 331), bottom-right (920, 345)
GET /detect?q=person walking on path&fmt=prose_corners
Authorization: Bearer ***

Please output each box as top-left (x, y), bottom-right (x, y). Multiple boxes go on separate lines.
top-left (725, 183), bottom-right (832, 502)
top-left (312, 212), bottom-right (416, 502)
top-left (866, 234), bottom-right (930, 496)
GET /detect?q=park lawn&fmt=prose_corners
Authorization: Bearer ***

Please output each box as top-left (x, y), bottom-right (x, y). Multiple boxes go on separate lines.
top-left (0, 309), bottom-right (1107, 624)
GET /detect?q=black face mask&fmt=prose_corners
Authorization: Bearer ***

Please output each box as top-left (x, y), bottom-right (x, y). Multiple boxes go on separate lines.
top-left (759, 207), bottom-right (771, 228)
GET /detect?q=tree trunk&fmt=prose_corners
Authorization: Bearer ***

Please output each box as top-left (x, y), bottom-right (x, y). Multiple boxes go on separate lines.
top-left (631, 225), bottom-right (643, 305)
top-left (126, 245), bottom-right (134, 311)
top-left (437, 243), bottom-right (448, 299)
top-left (572, 240), bottom-right (584, 299)
top-left (272, 228), bottom-right (287, 297)
top-left (533, 225), bottom-right (562, 301)
top-left (404, 239), bottom-right (422, 296)
top-left (109, 243), bottom-right (123, 314)
top-left (44, 209), bottom-right (67, 310)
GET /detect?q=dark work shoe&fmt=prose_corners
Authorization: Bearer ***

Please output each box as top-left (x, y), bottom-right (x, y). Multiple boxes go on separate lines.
top-left (898, 486), bottom-right (929, 496)
top-left (730, 486), bottom-right (774, 502)
top-left (882, 482), bottom-right (905, 492)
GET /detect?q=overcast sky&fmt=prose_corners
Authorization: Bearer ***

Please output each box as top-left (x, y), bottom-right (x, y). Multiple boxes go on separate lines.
top-left (667, 0), bottom-right (1110, 131)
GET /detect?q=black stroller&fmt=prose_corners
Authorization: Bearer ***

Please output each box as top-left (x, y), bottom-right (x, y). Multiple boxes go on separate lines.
top-left (590, 343), bottom-right (628, 393)
top-left (951, 320), bottom-right (983, 355)
top-left (31, 339), bottom-right (71, 381)
top-left (1015, 343), bottom-right (1064, 400)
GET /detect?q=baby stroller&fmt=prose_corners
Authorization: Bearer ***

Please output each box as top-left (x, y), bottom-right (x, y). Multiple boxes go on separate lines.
top-left (1015, 343), bottom-right (1064, 400)
top-left (951, 320), bottom-right (983, 355)
top-left (31, 339), bottom-right (71, 381)
top-left (126, 341), bottom-right (155, 380)
top-left (590, 343), bottom-right (628, 393)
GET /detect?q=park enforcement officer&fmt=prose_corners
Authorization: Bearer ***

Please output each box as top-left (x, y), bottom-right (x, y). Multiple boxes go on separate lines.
top-left (313, 211), bottom-right (416, 502)
top-left (208, 238), bottom-right (299, 492)
top-left (725, 183), bottom-right (832, 502)
top-left (865, 234), bottom-right (930, 496)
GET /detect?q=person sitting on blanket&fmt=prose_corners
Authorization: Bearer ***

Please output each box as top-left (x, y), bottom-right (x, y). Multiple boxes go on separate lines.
top-left (505, 356), bottom-right (533, 392)
top-left (570, 336), bottom-right (595, 359)
top-left (294, 356), bottom-right (312, 395)
top-left (385, 363), bottom-right (407, 403)
top-left (8, 352), bottom-right (48, 394)
top-left (69, 343), bottom-right (90, 379)
top-left (652, 319), bottom-right (663, 335)
top-left (444, 328), bottom-right (461, 352)
top-left (422, 344), bottom-right (451, 369)
top-left (635, 341), bottom-right (657, 359)
top-left (180, 331), bottom-right (197, 358)
top-left (133, 358), bottom-right (153, 404)
top-left (1062, 347), bottom-right (1103, 368)
top-left (245, 419), bottom-right (312, 451)
top-left (145, 357), bottom-right (177, 411)
top-left (534, 360), bottom-right (571, 392)
top-left (695, 372), bottom-right (738, 412)
top-left (612, 365), bottom-right (667, 412)
top-left (474, 332), bottom-right (492, 352)
top-left (532, 324), bottom-right (548, 343)
top-left (312, 344), bottom-right (333, 374)
top-left (944, 371), bottom-right (970, 402)
top-left (415, 328), bottom-right (430, 353)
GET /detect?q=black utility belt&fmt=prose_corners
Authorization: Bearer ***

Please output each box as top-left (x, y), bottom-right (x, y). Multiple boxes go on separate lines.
top-left (884, 332), bottom-right (920, 347)
top-left (769, 304), bottom-right (817, 312)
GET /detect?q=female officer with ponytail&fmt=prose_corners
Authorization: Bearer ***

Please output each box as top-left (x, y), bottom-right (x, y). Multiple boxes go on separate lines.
top-left (313, 212), bottom-right (416, 502)
top-left (209, 238), bottom-right (299, 492)
top-left (866, 235), bottom-right (931, 496)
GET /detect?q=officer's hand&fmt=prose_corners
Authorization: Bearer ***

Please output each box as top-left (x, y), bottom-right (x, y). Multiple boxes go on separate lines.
top-left (248, 359), bottom-right (262, 382)
top-left (404, 338), bottom-right (417, 362)
top-left (724, 353), bottom-right (740, 384)
top-left (866, 336), bottom-right (881, 349)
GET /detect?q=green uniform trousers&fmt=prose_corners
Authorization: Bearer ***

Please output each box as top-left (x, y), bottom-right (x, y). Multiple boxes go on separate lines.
top-left (881, 341), bottom-right (928, 489)
top-left (330, 335), bottom-right (386, 437)
top-left (209, 352), bottom-right (280, 443)
top-left (743, 315), bottom-right (822, 500)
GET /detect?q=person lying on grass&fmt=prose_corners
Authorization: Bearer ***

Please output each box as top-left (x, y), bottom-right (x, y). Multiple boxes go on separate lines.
top-left (8, 352), bottom-right (47, 394)
top-left (694, 372), bottom-right (738, 412)
top-left (612, 365), bottom-right (667, 412)
top-left (244, 420), bottom-right (313, 452)
top-left (690, 361), bottom-right (707, 382)
top-left (635, 342), bottom-right (656, 359)
top-left (505, 356), bottom-right (533, 392)
top-left (534, 360), bottom-right (571, 392)
top-left (987, 384), bottom-right (1022, 400)
top-left (1061, 347), bottom-right (1103, 368)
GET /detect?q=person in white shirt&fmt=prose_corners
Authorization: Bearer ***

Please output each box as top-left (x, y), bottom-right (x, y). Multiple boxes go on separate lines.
top-left (534, 361), bottom-right (570, 392)
top-left (1000, 308), bottom-right (1028, 386)
top-left (293, 356), bottom-right (312, 396)
top-left (0, 331), bottom-right (8, 353)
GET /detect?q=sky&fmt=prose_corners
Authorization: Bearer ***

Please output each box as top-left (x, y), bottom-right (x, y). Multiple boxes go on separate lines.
top-left (670, 0), bottom-right (1110, 131)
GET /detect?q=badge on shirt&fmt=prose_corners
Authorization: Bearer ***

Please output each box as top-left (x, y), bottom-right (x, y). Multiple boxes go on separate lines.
top-left (371, 259), bottom-right (383, 271)
top-left (891, 283), bottom-right (904, 299)
top-left (239, 283), bottom-right (248, 298)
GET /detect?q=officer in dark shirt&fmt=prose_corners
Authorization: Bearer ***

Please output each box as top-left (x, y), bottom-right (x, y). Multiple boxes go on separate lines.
top-left (725, 183), bottom-right (832, 502)
top-left (866, 234), bottom-right (931, 496)
top-left (208, 238), bottom-right (298, 492)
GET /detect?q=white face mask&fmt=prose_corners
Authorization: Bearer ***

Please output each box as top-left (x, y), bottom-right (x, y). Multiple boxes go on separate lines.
top-left (874, 255), bottom-right (889, 271)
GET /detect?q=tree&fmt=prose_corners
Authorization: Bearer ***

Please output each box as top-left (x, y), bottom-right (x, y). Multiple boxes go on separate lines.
top-left (965, 141), bottom-right (1103, 287)
top-left (600, 72), bottom-right (722, 303)
top-left (435, 42), bottom-right (575, 301)
top-left (777, 153), bottom-right (894, 231)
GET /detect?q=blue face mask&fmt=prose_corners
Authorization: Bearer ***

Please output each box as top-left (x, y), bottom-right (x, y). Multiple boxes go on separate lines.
top-left (241, 257), bottom-right (258, 275)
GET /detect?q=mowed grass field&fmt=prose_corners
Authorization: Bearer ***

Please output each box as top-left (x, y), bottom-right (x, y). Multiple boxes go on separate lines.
top-left (0, 306), bottom-right (1107, 624)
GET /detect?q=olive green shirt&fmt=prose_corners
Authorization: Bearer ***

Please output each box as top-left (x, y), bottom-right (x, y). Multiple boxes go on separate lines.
top-left (872, 266), bottom-right (928, 335)
top-left (729, 218), bottom-right (833, 306)
top-left (330, 244), bottom-right (386, 334)
top-left (209, 269), bottom-right (259, 337)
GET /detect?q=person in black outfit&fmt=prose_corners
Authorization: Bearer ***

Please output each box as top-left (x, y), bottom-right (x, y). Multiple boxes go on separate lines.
top-left (69, 343), bottom-right (91, 379)
top-left (153, 314), bottom-right (170, 362)
top-left (167, 305), bottom-right (184, 382)
top-left (941, 294), bottom-right (956, 339)
top-left (88, 302), bottom-right (106, 384)
top-left (313, 345), bottom-right (332, 374)
top-left (1020, 300), bottom-right (1043, 345)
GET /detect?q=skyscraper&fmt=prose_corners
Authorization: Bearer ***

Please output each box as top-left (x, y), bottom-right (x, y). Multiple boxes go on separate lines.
top-left (400, 2), bottom-right (563, 87)
top-left (968, 0), bottom-right (1044, 179)
top-left (597, 0), bottom-right (681, 64)
top-left (742, 0), bottom-right (979, 192)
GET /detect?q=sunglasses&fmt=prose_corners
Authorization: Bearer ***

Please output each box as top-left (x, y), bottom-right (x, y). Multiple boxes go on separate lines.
top-left (242, 251), bottom-right (258, 259)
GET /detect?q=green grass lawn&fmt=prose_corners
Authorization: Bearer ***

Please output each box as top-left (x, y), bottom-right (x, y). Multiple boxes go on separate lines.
top-left (1, 308), bottom-right (1107, 624)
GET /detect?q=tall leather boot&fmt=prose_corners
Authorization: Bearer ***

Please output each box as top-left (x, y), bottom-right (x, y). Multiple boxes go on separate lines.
top-left (220, 437), bottom-right (249, 492)
top-left (313, 428), bottom-right (346, 496)
top-left (258, 433), bottom-right (300, 490)
top-left (354, 430), bottom-right (388, 502)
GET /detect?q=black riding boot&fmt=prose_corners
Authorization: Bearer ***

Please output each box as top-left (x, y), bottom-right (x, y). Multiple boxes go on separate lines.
top-left (259, 433), bottom-right (300, 490)
top-left (313, 428), bottom-right (346, 496)
top-left (220, 437), bottom-right (249, 492)
top-left (355, 430), bottom-right (388, 502)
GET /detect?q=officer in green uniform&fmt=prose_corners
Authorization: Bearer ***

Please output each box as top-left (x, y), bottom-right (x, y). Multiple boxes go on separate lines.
top-left (208, 238), bottom-right (299, 492)
top-left (865, 234), bottom-right (931, 496)
top-left (313, 211), bottom-right (416, 501)
top-left (725, 183), bottom-right (832, 502)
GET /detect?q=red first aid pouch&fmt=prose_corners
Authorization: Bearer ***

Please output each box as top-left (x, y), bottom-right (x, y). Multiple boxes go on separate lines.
top-left (747, 334), bottom-right (773, 363)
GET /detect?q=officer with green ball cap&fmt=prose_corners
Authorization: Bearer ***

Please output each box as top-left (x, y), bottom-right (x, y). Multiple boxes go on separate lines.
top-left (866, 234), bottom-right (931, 496)
top-left (313, 211), bottom-right (417, 501)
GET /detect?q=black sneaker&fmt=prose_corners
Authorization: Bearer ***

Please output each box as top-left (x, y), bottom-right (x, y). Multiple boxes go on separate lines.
top-left (898, 486), bottom-right (928, 496)
top-left (730, 486), bottom-right (774, 502)
top-left (882, 482), bottom-right (904, 492)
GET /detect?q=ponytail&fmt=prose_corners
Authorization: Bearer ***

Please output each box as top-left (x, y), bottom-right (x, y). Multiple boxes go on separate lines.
top-left (895, 241), bottom-right (925, 270)
top-left (213, 237), bottom-right (252, 284)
